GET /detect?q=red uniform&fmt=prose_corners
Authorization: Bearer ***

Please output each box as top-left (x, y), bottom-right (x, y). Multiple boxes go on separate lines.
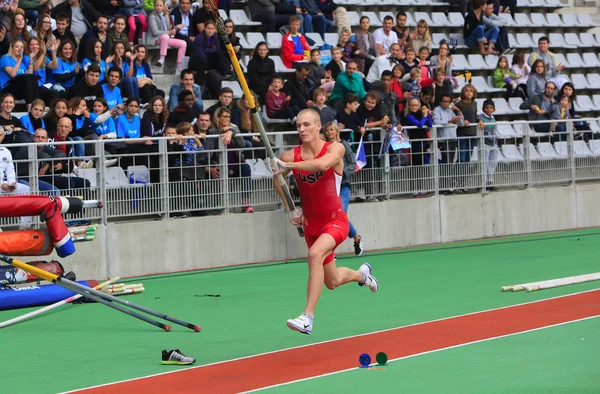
top-left (292, 142), bottom-right (348, 265)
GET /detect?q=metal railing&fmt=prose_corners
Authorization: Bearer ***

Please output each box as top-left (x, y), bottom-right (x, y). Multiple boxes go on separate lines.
top-left (1, 117), bottom-right (599, 227)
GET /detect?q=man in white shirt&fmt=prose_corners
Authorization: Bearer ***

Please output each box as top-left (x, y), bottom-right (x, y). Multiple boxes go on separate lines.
top-left (366, 43), bottom-right (402, 84)
top-left (373, 15), bottom-right (398, 56)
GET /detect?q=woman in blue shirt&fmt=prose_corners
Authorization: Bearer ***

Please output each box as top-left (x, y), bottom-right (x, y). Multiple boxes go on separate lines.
top-left (82, 39), bottom-right (108, 83)
top-left (26, 37), bottom-right (59, 109)
top-left (116, 97), bottom-right (142, 140)
top-left (48, 39), bottom-right (79, 95)
top-left (108, 41), bottom-right (139, 101)
top-left (127, 44), bottom-right (165, 105)
top-left (0, 40), bottom-right (43, 107)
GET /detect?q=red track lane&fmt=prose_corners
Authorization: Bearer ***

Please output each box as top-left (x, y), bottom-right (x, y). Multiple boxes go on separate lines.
top-left (76, 290), bottom-right (600, 394)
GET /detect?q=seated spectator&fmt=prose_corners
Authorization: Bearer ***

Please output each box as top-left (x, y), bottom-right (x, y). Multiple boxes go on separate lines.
top-left (223, 19), bottom-right (242, 60)
top-left (353, 16), bottom-right (377, 74)
top-left (102, 66), bottom-right (124, 110)
top-left (19, 98), bottom-right (46, 134)
top-left (206, 86), bottom-right (240, 125)
top-left (7, 12), bottom-right (31, 44)
top-left (116, 96), bottom-right (144, 141)
top-left (357, 91), bottom-right (387, 168)
top-left (53, 13), bottom-right (77, 49)
top-left (107, 41), bottom-right (140, 100)
top-left (189, 21), bottom-right (231, 86)
top-left (404, 97), bottom-right (432, 168)
top-left (282, 63), bottom-right (313, 114)
top-left (14, 128), bottom-right (61, 195)
top-left (527, 59), bottom-right (546, 97)
top-left (549, 94), bottom-right (571, 141)
top-left (511, 51), bottom-right (530, 96)
top-left (337, 29), bottom-right (355, 63)
top-left (0, 1), bottom-right (17, 31)
top-left (399, 47), bottom-right (418, 79)
top-left (78, 15), bottom-right (109, 62)
top-left (429, 41), bottom-right (456, 87)
top-left (0, 127), bottom-right (32, 228)
top-left (0, 94), bottom-right (26, 147)
top-left (479, 99), bottom-right (499, 190)
top-left (237, 92), bottom-right (266, 159)
top-left (52, 115), bottom-right (94, 172)
top-left (68, 63), bottom-right (104, 110)
top-left (120, 0), bottom-right (147, 46)
top-left (416, 47), bottom-right (432, 79)
top-left (82, 39), bottom-right (108, 82)
top-left (51, 0), bottom-right (100, 42)
top-left (128, 44), bottom-right (165, 105)
top-left (213, 106), bottom-right (253, 213)
top-left (30, 13), bottom-right (55, 47)
top-left (335, 92), bottom-right (364, 142)
top-left (402, 68), bottom-right (433, 100)
top-left (493, 55), bottom-right (525, 100)
top-left (483, 0), bottom-right (509, 54)
top-left (324, 47), bottom-right (345, 88)
top-left (301, 0), bottom-right (328, 38)
top-left (167, 68), bottom-right (204, 113)
top-left (0, 39), bottom-right (43, 108)
top-left (48, 39), bottom-right (79, 95)
top-left (249, 0), bottom-right (290, 35)
top-left (464, 0), bottom-right (499, 55)
top-left (175, 121), bottom-right (204, 168)
top-left (27, 38), bottom-right (60, 109)
top-left (519, 81), bottom-right (558, 134)
top-left (390, 64), bottom-right (407, 113)
top-left (107, 15), bottom-right (133, 59)
top-left (432, 68), bottom-right (454, 107)
top-left (410, 20), bottom-right (432, 55)
top-left (66, 96), bottom-right (99, 159)
top-left (373, 15), bottom-right (398, 56)
top-left (147, 0), bottom-right (187, 71)
top-left (170, 0), bottom-right (196, 53)
top-left (142, 96), bottom-right (168, 139)
top-left (374, 70), bottom-right (401, 128)
top-left (247, 42), bottom-right (276, 104)
top-left (306, 48), bottom-right (329, 92)
top-left (281, 15), bottom-right (311, 69)
top-left (93, 0), bottom-right (120, 16)
top-left (90, 97), bottom-right (117, 141)
top-left (43, 98), bottom-right (68, 136)
top-left (265, 76), bottom-right (296, 121)
top-left (312, 87), bottom-right (336, 127)
top-left (167, 89), bottom-right (201, 126)
top-left (527, 36), bottom-right (565, 80)
top-left (329, 61), bottom-right (366, 105)
top-left (192, 0), bottom-right (214, 35)
top-left (392, 11), bottom-right (409, 54)
top-left (366, 43), bottom-right (402, 85)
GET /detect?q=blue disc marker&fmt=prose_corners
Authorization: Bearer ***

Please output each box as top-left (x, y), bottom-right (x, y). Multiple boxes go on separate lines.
top-left (359, 353), bottom-right (371, 368)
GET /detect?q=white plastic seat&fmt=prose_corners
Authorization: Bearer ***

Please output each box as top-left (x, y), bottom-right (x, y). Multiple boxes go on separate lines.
top-left (497, 124), bottom-right (519, 137)
top-left (413, 12), bottom-right (435, 27)
top-left (262, 106), bottom-right (290, 124)
top-left (579, 33), bottom-right (597, 48)
top-left (564, 33), bottom-right (584, 48)
top-left (514, 13), bottom-right (533, 27)
top-left (431, 33), bottom-right (448, 46)
top-left (536, 142), bottom-right (558, 159)
top-left (529, 13), bottom-right (549, 27)
top-left (561, 14), bottom-right (579, 27)
top-left (447, 12), bottom-right (465, 27)
top-left (472, 76), bottom-right (503, 93)
top-left (485, 54), bottom-right (499, 69)
top-left (493, 99), bottom-right (515, 115)
top-left (235, 32), bottom-right (251, 50)
top-left (229, 9), bottom-right (261, 26)
top-left (516, 33), bottom-right (536, 48)
top-left (266, 32), bottom-right (282, 49)
top-left (346, 11), bottom-right (361, 27)
top-left (566, 53), bottom-right (585, 68)
top-left (470, 145), bottom-right (479, 163)
top-left (467, 54), bottom-right (490, 70)
top-left (570, 73), bottom-right (589, 88)
top-left (553, 141), bottom-right (569, 158)
top-left (508, 33), bottom-right (526, 49)
top-left (573, 140), bottom-right (594, 157)
top-left (508, 97), bottom-right (527, 114)
top-left (451, 54), bottom-right (471, 70)
top-left (304, 33), bottom-right (324, 48)
top-left (324, 33), bottom-right (339, 47)
top-left (555, 53), bottom-right (570, 68)
top-left (245, 32), bottom-right (265, 48)
top-left (582, 53), bottom-right (600, 68)
top-left (548, 33), bottom-right (573, 49)
top-left (271, 56), bottom-right (295, 73)
top-left (589, 140), bottom-right (600, 156)
top-left (593, 95), bottom-right (600, 108)
top-left (520, 143), bottom-right (546, 161)
top-left (577, 13), bottom-right (596, 27)
top-left (431, 12), bottom-right (452, 27)
top-left (501, 144), bottom-right (524, 162)
top-left (448, 33), bottom-right (468, 49)
top-left (361, 11), bottom-right (382, 27)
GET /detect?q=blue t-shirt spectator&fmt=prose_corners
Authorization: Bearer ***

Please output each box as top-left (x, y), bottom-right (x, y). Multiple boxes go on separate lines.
top-left (49, 58), bottom-right (78, 88)
top-left (0, 55), bottom-right (30, 89)
top-left (116, 113), bottom-right (141, 139)
top-left (101, 83), bottom-right (123, 109)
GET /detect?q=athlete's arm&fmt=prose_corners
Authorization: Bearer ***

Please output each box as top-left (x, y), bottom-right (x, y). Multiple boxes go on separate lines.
top-left (277, 143), bottom-right (344, 173)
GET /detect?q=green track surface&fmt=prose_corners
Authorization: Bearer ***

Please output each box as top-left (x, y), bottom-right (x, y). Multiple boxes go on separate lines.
top-left (267, 316), bottom-right (600, 393)
top-left (0, 229), bottom-right (599, 393)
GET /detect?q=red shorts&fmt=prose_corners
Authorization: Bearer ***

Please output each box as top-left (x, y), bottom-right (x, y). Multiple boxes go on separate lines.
top-left (303, 209), bottom-right (349, 265)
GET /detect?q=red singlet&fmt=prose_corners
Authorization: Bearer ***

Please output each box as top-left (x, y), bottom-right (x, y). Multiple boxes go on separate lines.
top-left (292, 142), bottom-right (348, 265)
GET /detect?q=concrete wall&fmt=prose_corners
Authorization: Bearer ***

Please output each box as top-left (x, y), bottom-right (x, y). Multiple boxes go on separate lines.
top-left (49, 184), bottom-right (600, 279)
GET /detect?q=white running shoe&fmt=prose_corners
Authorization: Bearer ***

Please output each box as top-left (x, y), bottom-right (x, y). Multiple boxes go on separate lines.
top-left (358, 263), bottom-right (378, 293)
top-left (286, 312), bottom-right (313, 335)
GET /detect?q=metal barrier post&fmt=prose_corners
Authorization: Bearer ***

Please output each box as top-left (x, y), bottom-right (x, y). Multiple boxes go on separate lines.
top-left (158, 138), bottom-right (169, 218)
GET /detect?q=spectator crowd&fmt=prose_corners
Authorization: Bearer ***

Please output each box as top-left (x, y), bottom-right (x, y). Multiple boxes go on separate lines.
top-left (0, 0), bottom-right (596, 215)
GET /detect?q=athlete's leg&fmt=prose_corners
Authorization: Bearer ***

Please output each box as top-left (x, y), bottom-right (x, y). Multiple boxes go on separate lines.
top-left (323, 260), bottom-right (364, 291)
top-left (304, 232), bottom-right (337, 316)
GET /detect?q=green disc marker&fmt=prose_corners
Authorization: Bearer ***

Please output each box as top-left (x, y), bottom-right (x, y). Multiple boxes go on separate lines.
top-left (376, 352), bottom-right (388, 366)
